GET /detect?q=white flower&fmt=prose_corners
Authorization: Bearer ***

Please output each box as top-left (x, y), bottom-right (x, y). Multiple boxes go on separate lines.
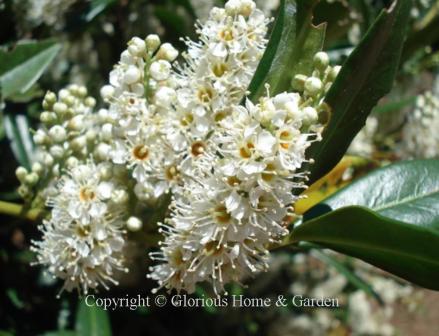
top-left (47, 161), bottom-right (125, 226)
top-left (149, 91), bottom-right (321, 294)
top-left (32, 217), bottom-right (127, 295)
top-left (150, 60), bottom-right (172, 81)
top-left (32, 160), bottom-right (129, 294)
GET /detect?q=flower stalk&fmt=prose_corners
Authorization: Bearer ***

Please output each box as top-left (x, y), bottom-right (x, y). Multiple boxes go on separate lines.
top-left (0, 200), bottom-right (44, 221)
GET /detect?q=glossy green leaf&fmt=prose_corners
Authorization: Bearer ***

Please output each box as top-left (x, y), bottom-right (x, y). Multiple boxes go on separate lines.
top-left (290, 206), bottom-right (439, 290)
top-left (247, 0), bottom-right (326, 101)
top-left (0, 40), bottom-right (61, 100)
top-left (4, 114), bottom-right (33, 169)
top-left (75, 299), bottom-right (111, 336)
top-left (305, 0), bottom-right (411, 184)
top-left (306, 159), bottom-right (439, 228)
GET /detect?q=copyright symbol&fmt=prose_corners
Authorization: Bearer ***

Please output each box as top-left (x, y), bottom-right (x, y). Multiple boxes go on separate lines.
top-left (155, 295), bottom-right (167, 307)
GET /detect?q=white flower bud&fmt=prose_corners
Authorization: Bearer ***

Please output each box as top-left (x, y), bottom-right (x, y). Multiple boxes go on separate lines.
top-left (128, 37), bottom-right (146, 56)
top-left (15, 167), bottom-right (28, 182)
top-left (98, 109), bottom-right (110, 122)
top-left (68, 115), bottom-right (84, 131)
top-left (40, 111), bottom-right (56, 124)
top-left (43, 153), bottom-right (54, 166)
top-left (156, 43), bottom-right (178, 62)
top-left (124, 66), bottom-right (141, 84)
top-left (85, 97), bottom-right (96, 108)
top-left (95, 143), bottom-right (111, 160)
top-left (77, 86), bottom-right (87, 97)
top-left (211, 8), bottom-right (226, 20)
top-left (304, 77), bottom-right (323, 96)
top-left (98, 163), bottom-right (113, 180)
top-left (150, 60), bottom-right (171, 81)
top-left (25, 172), bottom-right (39, 186)
top-left (53, 102), bottom-right (68, 115)
top-left (71, 136), bottom-right (86, 151)
top-left (66, 156), bottom-right (79, 168)
top-left (50, 145), bottom-right (64, 159)
top-left (68, 84), bottom-right (79, 94)
top-left (48, 125), bottom-right (67, 143)
top-left (43, 91), bottom-right (56, 105)
top-left (32, 162), bottom-right (43, 175)
top-left (155, 87), bottom-right (176, 107)
top-left (58, 89), bottom-right (70, 101)
top-left (119, 51), bottom-right (133, 66)
top-left (33, 129), bottom-right (49, 145)
top-left (113, 189), bottom-right (129, 204)
top-left (225, 0), bottom-right (255, 16)
top-left (100, 85), bottom-right (115, 101)
top-left (86, 129), bottom-right (97, 142)
top-left (292, 74), bottom-right (307, 91)
top-left (313, 52), bottom-right (329, 71)
top-left (303, 106), bottom-right (318, 124)
top-left (52, 165), bottom-right (60, 177)
top-left (102, 123), bottom-right (113, 141)
top-left (126, 216), bottom-right (143, 232)
top-left (64, 95), bottom-right (75, 107)
top-left (146, 34), bottom-right (161, 52)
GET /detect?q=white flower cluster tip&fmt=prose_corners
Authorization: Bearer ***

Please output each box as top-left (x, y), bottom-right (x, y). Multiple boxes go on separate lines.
top-left (31, 161), bottom-right (129, 295)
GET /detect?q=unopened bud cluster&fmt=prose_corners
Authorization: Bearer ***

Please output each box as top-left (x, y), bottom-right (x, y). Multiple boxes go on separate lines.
top-left (16, 85), bottom-right (105, 201)
top-left (292, 52), bottom-right (341, 127)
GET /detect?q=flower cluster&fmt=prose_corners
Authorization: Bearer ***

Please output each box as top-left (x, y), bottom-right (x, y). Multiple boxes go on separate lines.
top-left (31, 161), bottom-right (129, 295)
top-left (400, 91), bottom-right (439, 159)
top-left (25, 0), bottom-right (338, 295)
top-left (149, 90), bottom-right (323, 294)
top-left (15, 85), bottom-right (105, 202)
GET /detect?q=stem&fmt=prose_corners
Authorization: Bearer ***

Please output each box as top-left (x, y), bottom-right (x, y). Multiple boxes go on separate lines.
top-left (0, 200), bottom-right (44, 221)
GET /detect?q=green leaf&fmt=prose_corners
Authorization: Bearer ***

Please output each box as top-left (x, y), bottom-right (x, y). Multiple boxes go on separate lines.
top-left (85, 0), bottom-right (117, 22)
top-left (0, 40), bottom-right (61, 100)
top-left (75, 299), bottom-right (111, 336)
top-left (6, 288), bottom-right (25, 309)
top-left (305, 0), bottom-right (411, 184)
top-left (402, 3), bottom-right (439, 62)
top-left (247, 0), bottom-right (326, 101)
top-left (372, 95), bottom-right (416, 115)
top-left (290, 206), bottom-right (439, 290)
top-left (4, 114), bottom-right (33, 169)
top-left (7, 84), bottom-right (44, 103)
top-left (306, 160), bottom-right (439, 228)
